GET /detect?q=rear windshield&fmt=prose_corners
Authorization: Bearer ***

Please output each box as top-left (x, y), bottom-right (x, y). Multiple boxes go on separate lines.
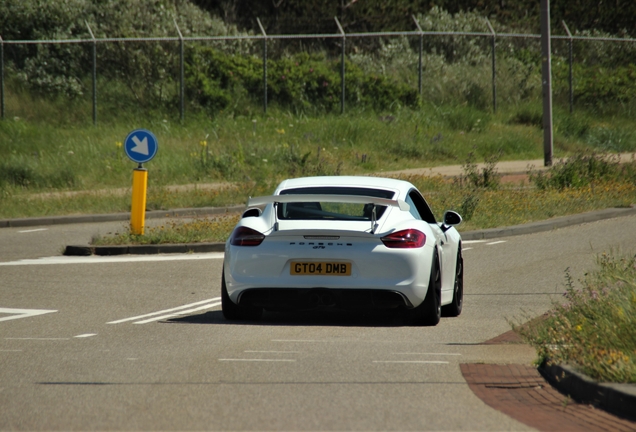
top-left (277, 187), bottom-right (395, 221)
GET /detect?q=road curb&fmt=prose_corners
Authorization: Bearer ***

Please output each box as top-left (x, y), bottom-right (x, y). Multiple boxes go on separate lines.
top-left (64, 243), bottom-right (226, 256)
top-left (539, 362), bottom-right (636, 422)
top-left (460, 206), bottom-right (636, 240)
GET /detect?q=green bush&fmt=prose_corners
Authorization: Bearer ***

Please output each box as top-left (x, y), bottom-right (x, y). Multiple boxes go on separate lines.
top-left (517, 251), bottom-right (636, 383)
top-left (186, 48), bottom-right (418, 114)
top-left (529, 151), bottom-right (635, 190)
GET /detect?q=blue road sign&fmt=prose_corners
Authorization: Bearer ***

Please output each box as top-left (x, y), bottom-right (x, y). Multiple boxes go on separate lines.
top-left (124, 129), bottom-right (158, 164)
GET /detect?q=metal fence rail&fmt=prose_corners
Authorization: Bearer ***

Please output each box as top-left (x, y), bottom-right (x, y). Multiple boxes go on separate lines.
top-left (1, 17), bottom-right (635, 124)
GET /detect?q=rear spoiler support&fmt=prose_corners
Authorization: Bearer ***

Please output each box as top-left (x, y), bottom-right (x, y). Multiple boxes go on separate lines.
top-left (247, 194), bottom-right (410, 235)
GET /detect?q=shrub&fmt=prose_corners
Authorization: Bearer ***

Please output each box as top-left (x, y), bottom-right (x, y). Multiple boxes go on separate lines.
top-left (528, 151), bottom-right (632, 190)
top-left (516, 252), bottom-right (636, 383)
top-left (458, 150), bottom-right (501, 190)
top-left (186, 48), bottom-right (418, 114)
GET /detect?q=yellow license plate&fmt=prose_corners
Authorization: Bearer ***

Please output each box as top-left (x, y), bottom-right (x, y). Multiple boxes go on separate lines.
top-left (290, 262), bottom-right (351, 276)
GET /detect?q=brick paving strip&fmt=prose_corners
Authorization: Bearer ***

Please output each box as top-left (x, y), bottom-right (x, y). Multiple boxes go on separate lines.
top-left (462, 331), bottom-right (636, 431)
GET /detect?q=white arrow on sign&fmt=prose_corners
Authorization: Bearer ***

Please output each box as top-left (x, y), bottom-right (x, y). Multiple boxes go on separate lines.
top-left (0, 308), bottom-right (57, 322)
top-left (131, 135), bottom-right (149, 155)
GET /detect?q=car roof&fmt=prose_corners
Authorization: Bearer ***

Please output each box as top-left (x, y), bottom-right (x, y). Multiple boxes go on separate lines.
top-left (274, 176), bottom-right (414, 196)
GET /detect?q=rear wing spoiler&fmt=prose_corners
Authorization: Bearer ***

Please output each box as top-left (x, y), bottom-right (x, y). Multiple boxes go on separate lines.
top-left (247, 194), bottom-right (410, 212)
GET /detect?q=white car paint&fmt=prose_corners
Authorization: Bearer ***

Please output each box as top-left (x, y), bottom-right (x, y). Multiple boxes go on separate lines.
top-left (223, 176), bottom-right (463, 324)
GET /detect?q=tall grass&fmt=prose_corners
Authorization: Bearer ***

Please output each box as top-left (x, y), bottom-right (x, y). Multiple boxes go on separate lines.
top-left (516, 251), bottom-right (636, 383)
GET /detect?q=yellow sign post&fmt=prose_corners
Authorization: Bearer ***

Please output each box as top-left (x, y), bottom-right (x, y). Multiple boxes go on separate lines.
top-left (123, 129), bottom-right (158, 236)
top-left (130, 167), bottom-right (148, 235)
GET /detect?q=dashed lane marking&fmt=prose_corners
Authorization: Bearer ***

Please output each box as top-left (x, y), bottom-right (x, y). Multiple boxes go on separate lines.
top-left (373, 360), bottom-right (449, 364)
top-left (218, 359), bottom-right (297, 362)
top-left (486, 241), bottom-right (507, 245)
top-left (74, 334), bottom-right (97, 338)
top-left (18, 228), bottom-right (48, 233)
top-left (392, 352), bottom-right (461, 356)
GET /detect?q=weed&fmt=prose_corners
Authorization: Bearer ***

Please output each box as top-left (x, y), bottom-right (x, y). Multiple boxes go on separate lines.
top-left (458, 150), bottom-right (502, 190)
top-left (528, 151), bottom-right (631, 190)
top-left (517, 251), bottom-right (636, 383)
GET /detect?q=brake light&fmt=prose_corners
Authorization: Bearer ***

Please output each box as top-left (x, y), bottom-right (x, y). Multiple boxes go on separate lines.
top-left (381, 229), bottom-right (426, 248)
top-left (230, 227), bottom-right (265, 246)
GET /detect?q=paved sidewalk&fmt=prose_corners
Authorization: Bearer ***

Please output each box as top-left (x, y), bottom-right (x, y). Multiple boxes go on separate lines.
top-left (462, 363), bottom-right (636, 432)
top-left (462, 330), bottom-right (636, 430)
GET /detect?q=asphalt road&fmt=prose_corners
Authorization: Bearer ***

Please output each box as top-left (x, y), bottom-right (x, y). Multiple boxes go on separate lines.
top-left (1, 215), bottom-right (636, 430)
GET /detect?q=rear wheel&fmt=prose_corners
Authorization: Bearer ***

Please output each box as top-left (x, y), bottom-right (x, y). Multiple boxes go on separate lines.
top-left (442, 248), bottom-right (463, 317)
top-left (409, 251), bottom-right (441, 326)
top-left (221, 271), bottom-right (263, 321)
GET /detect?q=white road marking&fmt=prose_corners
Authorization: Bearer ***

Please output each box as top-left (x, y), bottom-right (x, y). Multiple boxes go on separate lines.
top-left (0, 308), bottom-right (57, 322)
top-left (462, 240), bottom-right (488, 244)
top-left (393, 353), bottom-right (461, 356)
top-left (486, 241), bottom-right (507, 245)
top-left (218, 359), bottom-right (296, 362)
top-left (462, 247), bottom-right (473, 251)
top-left (18, 228), bottom-right (48, 233)
top-left (5, 337), bottom-right (69, 340)
top-left (74, 334), bottom-right (97, 338)
top-left (132, 301), bottom-right (221, 324)
top-left (108, 297), bottom-right (221, 324)
top-left (0, 253), bottom-right (224, 267)
top-left (373, 361), bottom-right (449, 364)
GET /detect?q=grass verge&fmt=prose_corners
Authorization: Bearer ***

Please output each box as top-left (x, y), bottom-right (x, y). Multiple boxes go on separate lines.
top-left (89, 172), bottom-right (636, 246)
top-left (515, 251), bottom-right (636, 383)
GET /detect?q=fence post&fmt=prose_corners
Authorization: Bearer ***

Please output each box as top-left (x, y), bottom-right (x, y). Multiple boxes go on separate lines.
top-left (86, 22), bottom-right (97, 126)
top-left (335, 17), bottom-right (345, 115)
top-left (174, 19), bottom-right (185, 123)
top-left (486, 18), bottom-right (496, 113)
top-left (0, 36), bottom-right (4, 120)
top-left (413, 15), bottom-right (423, 97)
top-left (541, 0), bottom-right (554, 166)
top-left (257, 18), bottom-right (268, 114)
top-left (562, 20), bottom-right (574, 113)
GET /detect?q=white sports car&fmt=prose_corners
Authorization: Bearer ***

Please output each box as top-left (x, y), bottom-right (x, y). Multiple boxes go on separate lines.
top-left (222, 176), bottom-right (463, 325)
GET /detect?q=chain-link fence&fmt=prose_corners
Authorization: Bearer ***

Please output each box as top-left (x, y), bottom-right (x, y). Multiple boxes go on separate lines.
top-left (1, 17), bottom-right (635, 125)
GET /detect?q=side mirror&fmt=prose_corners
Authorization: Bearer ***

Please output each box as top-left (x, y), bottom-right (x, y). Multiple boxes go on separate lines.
top-left (242, 207), bottom-right (262, 218)
top-left (442, 210), bottom-right (462, 232)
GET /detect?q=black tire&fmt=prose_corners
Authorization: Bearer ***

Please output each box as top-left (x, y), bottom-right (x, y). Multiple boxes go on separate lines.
top-left (221, 271), bottom-right (263, 321)
top-left (409, 251), bottom-right (441, 326)
top-left (442, 248), bottom-right (463, 317)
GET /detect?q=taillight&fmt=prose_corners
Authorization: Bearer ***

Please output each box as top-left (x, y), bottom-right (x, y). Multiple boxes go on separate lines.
top-left (381, 229), bottom-right (426, 249)
top-left (230, 227), bottom-right (265, 246)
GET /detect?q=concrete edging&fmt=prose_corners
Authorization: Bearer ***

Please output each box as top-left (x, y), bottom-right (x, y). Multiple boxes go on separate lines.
top-left (460, 206), bottom-right (636, 240)
top-left (539, 362), bottom-right (636, 422)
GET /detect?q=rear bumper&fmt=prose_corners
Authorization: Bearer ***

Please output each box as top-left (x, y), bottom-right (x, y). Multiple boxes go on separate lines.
top-left (237, 287), bottom-right (413, 311)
